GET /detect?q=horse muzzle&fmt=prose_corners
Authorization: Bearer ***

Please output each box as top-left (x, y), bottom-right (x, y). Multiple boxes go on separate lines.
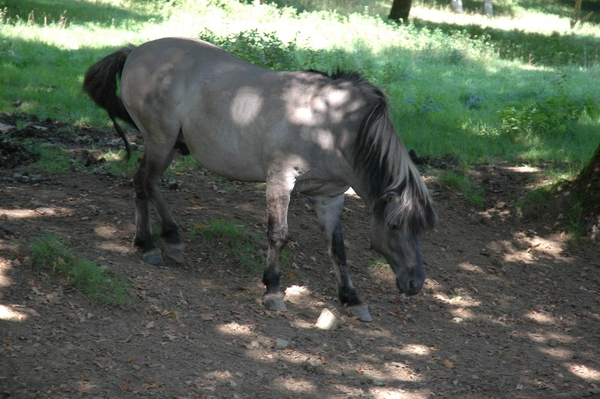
top-left (396, 275), bottom-right (424, 296)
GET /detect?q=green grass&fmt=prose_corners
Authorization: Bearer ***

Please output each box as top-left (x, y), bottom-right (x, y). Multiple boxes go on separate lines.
top-left (438, 170), bottom-right (485, 207)
top-left (0, 0), bottom-right (598, 182)
top-left (189, 219), bottom-right (289, 273)
top-left (516, 180), bottom-right (585, 238)
top-left (29, 234), bottom-right (131, 306)
top-left (515, 184), bottom-right (555, 220)
top-left (165, 153), bottom-right (198, 175)
top-left (26, 143), bottom-right (80, 173)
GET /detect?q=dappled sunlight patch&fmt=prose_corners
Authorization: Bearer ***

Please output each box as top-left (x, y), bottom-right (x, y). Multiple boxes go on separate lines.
top-left (374, 388), bottom-right (433, 399)
top-left (524, 310), bottom-right (556, 325)
top-left (93, 225), bottom-right (119, 239)
top-left (501, 165), bottom-right (541, 174)
top-left (450, 307), bottom-right (476, 322)
top-left (374, 358), bottom-right (425, 384)
top-left (410, 7), bottom-right (571, 35)
top-left (285, 285), bottom-right (311, 303)
top-left (0, 304), bottom-right (28, 321)
top-left (565, 364), bottom-right (600, 381)
top-left (502, 232), bottom-right (571, 265)
top-left (215, 321), bottom-right (253, 336)
top-left (0, 207), bottom-right (77, 220)
top-left (0, 208), bottom-right (46, 219)
top-left (458, 262), bottom-right (485, 274)
top-left (527, 331), bottom-right (577, 345)
top-left (433, 292), bottom-right (481, 308)
top-left (520, 236), bottom-right (566, 258)
top-left (397, 344), bottom-right (431, 357)
top-left (537, 346), bottom-right (573, 360)
top-left (96, 241), bottom-right (131, 254)
top-left (271, 376), bottom-right (317, 394)
top-left (0, 257), bottom-right (14, 287)
top-left (199, 369), bottom-right (245, 390)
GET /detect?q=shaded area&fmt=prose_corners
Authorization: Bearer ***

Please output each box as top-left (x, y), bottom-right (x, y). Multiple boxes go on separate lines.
top-left (0, 122), bottom-right (598, 398)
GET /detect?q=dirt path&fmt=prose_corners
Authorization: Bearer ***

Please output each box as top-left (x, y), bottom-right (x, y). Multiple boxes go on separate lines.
top-left (1, 118), bottom-right (599, 398)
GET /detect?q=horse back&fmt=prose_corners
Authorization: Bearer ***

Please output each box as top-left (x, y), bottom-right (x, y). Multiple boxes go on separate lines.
top-left (120, 37), bottom-right (365, 184)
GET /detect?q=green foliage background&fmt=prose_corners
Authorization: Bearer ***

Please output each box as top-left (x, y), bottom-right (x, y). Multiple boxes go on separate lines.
top-left (0, 0), bottom-right (599, 174)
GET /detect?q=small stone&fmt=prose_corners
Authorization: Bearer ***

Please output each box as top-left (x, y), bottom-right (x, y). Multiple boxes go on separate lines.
top-left (275, 338), bottom-right (289, 349)
top-left (245, 340), bottom-right (260, 349)
top-left (0, 123), bottom-right (15, 133)
top-left (315, 308), bottom-right (341, 330)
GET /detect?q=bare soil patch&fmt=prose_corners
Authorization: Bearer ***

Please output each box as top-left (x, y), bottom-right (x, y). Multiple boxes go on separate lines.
top-left (1, 116), bottom-right (599, 398)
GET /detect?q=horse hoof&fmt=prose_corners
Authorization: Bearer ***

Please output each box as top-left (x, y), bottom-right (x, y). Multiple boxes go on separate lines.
top-left (348, 303), bottom-right (372, 322)
top-left (164, 245), bottom-right (185, 264)
top-left (263, 292), bottom-right (287, 312)
top-left (143, 248), bottom-right (165, 266)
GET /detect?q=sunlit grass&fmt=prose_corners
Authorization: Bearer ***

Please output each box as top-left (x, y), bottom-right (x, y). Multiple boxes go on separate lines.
top-left (0, 0), bottom-right (598, 173)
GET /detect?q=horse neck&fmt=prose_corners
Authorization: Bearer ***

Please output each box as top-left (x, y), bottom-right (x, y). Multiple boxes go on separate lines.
top-left (340, 158), bottom-right (383, 214)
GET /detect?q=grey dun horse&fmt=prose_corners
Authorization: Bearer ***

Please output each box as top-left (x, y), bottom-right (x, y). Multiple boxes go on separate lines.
top-left (83, 37), bottom-right (436, 321)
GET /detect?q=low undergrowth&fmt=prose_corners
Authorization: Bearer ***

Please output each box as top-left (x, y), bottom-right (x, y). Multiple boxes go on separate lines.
top-left (438, 170), bottom-right (485, 208)
top-left (29, 234), bottom-right (131, 306)
top-left (189, 219), bottom-right (276, 273)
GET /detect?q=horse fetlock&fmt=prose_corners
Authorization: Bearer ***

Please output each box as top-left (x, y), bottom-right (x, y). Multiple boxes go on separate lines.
top-left (338, 285), bottom-right (361, 307)
top-left (263, 292), bottom-right (287, 312)
top-left (133, 234), bottom-right (154, 250)
top-left (262, 267), bottom-right (280, 288)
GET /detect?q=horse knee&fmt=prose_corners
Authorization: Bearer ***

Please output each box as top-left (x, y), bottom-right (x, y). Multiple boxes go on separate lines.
top-left (267, 226), bottom-right (288, 249)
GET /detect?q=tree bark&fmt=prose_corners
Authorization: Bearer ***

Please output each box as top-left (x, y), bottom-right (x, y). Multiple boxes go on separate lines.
top-left (572, 140), bottom-right (600, 219)
top-left (484, 0), bottom-right (493, 17)
top-left (388, 0), bottom-right (412, 22)
top-left (451, 0), bottom-right (463, 13)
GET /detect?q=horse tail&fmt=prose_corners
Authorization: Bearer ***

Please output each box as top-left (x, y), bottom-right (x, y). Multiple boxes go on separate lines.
top-left (83, 45), bottom-right (137, 161)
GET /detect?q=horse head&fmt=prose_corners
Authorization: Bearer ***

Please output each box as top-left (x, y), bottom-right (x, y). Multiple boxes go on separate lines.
top-left (370, 187), bottom-right (436, 296)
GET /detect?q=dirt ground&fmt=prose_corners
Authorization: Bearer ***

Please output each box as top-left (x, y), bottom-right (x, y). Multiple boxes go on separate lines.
top-left (1, 115), bottom-right (599, 399)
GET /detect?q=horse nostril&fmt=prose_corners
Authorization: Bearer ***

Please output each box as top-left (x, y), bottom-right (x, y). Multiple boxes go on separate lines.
top-left (408, 280), bottom-right (417, 291)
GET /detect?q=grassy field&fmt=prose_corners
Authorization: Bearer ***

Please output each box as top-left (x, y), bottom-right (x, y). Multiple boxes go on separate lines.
top-left (1, 0), bottom-right (599, 173)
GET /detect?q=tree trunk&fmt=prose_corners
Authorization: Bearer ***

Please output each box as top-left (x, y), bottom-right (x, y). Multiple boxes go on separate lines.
top-left (388, 0), bottom-right (412, 22)
top-left (483, 0), bottom-right (493, 17)
top-left (451, 0), bottom-right (463, 13)
top-left (573, 140), bottom-right (600, 216)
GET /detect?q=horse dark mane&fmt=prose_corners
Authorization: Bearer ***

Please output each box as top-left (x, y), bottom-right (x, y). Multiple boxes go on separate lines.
top-left (311, 69), bottom-right (437, 234)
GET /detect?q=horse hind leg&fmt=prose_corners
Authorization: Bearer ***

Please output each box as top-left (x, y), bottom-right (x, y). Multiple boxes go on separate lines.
top-left (308, 194), bottom-right (372, 322)
top-left (133, 145), bottom-right (184, 265)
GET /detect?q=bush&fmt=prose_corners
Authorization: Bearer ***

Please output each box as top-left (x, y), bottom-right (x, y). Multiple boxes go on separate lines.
top-left (197, 28), bottom-right (299, 70)
top-left (498, 95), bottom-right (599, 139)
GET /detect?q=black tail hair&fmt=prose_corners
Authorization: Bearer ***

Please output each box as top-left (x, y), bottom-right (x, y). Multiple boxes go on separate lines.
top-left (83, 45), bottom-right (137, 161)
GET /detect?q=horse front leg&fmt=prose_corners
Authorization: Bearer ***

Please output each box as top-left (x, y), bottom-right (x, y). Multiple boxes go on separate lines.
top-left (308, 194), bottom-right (372, 322)
top-left (262, 181), bottom-right (292, 312)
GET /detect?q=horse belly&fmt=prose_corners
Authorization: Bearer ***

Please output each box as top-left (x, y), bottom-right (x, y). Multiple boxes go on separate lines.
top-left (186, 140), bottom-right (266, 182)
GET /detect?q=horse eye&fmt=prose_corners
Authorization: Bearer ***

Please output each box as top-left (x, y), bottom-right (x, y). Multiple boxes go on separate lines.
top-left (390, 224), bottom-right (400, 231)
